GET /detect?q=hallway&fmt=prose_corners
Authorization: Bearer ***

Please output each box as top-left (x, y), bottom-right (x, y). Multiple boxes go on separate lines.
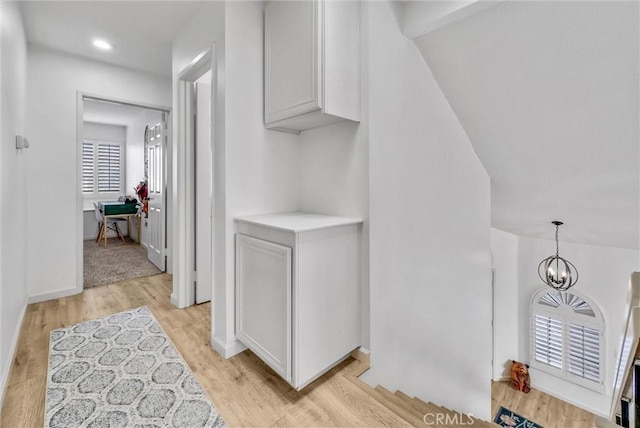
top-left (1, 275), bottom-right (407, 427)
top-left (2, 274), bottom-right (598, 428)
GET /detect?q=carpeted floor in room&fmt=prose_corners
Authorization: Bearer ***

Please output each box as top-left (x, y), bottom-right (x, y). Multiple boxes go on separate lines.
top-left (84, 238), bottom-right (161, 288)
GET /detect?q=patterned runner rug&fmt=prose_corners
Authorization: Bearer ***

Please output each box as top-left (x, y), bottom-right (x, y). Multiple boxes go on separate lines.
top-left (494, 406), bottom-right (543, 428)
top-left (45, 306), bottom-right (226, 428)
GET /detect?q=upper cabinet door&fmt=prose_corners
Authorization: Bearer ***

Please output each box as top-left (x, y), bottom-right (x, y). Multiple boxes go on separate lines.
top-left (265, 0), bottom-right (322, 124)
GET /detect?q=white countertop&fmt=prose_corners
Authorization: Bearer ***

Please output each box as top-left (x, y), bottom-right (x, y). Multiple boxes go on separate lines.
top-left (234, 212), bottom-right (363, 232)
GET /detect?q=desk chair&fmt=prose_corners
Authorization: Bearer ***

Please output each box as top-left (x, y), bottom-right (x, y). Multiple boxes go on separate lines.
top-left (93, 202), bottom-right (127, 244)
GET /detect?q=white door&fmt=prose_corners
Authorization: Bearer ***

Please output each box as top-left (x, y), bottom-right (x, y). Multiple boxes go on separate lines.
top-left (236, 234), bottom-right (292, 382)
top-left (195, 81), bottom-right (212, 303)
top-left (147, 113), bottom-right (166, 270)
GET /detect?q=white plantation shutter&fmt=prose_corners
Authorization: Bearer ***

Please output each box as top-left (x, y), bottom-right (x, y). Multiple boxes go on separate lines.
top-left (82, 140), bottom-right (124, 197)
top-left (82, 141), bottom-right (94, 194)
top-left (534, 314), bottom-right (563, 369)
top-left (97, 143), bottom-right (121, 193)
top-left (530, 289), bottom-right (604, 392)
top-left (568, 323), bottom-right (600, 382)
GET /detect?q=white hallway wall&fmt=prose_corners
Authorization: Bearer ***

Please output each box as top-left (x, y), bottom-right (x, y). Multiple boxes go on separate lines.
top-left (491, 228), bottom-right (519, 380)
top-left (298, 120), bottom-right (370, 348)
top-left (363, 1), bottom-right (492, 420)
top-left (25, 44), bottom-right (171, 302)
top-left (0, 0), bottom-right (28, 408)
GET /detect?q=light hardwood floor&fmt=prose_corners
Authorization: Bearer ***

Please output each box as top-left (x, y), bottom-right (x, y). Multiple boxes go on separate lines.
top-left (491, 380), bottom-right (596, 428)
top-left (1, 273), bottom-right (598, 427)
top-left (1, 274), bottom-right (412, 428)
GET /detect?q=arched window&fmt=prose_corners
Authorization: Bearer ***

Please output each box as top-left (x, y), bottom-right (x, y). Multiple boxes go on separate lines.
top-left (530, 289), bottom-right (604, 392)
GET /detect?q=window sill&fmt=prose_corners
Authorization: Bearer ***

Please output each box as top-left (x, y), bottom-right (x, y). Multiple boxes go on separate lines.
top-left (82, 197), bottom-right (122, 211)
top-left (530, 361), bottom-right (605, 393)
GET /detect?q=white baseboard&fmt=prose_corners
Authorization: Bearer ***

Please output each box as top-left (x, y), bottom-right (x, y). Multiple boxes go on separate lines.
top-left (350, 346), bottom-right (370, 366)
top-left (211, 336), bottom-right (247, 359)
top-left (0, 302), bottom-right (26, 411)
top-left (493, 376), bottom-right (511, 382)
top-left (531, 381), bottom-right (608, 418)
top-left (28, 287), bottom-right (80, 304)
top-left (596, 416), bottom-right (619, 428)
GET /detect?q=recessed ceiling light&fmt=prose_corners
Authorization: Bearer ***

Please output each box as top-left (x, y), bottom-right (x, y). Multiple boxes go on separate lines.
top-left (93, 39), bottom-right (113, 51)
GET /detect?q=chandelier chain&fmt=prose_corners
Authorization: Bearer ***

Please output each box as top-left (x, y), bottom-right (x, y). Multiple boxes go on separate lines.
top-left (555, 224), bottom-right (559, 257)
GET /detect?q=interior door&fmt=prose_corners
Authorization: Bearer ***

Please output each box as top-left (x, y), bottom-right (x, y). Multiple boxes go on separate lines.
top-left (195, 81), bottom-right (212, 303)
top-left (147, 113), bottom-right (166, 270)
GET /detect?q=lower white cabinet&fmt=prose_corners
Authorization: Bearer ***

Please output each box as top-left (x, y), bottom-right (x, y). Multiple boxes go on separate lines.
top-left (235, 212), bottom-right (362, 390)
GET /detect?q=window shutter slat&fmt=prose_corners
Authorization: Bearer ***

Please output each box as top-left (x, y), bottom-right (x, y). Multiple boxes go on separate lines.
top-left (96, 143), bottom-right (121, 193)
top-left (567, 323), bottom-right (600, 381)
top-left (534, 314), bottom-right (563, 369)
top-left (82, 141), bottom-right (95, 193)
top-left (83, 140), bottom-right (122, 195)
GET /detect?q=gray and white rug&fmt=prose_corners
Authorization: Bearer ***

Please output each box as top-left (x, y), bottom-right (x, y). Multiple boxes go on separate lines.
top-left (45, 307), bottom-right (226, 428)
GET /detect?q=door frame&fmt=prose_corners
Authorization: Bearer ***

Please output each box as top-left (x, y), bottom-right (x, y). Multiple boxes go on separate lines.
top-left (75, 92), bottom-right (171, 295)
top-left (173, 46), bottom-right (216, 309)
top-left (195, 78), bottom-right (213, 304)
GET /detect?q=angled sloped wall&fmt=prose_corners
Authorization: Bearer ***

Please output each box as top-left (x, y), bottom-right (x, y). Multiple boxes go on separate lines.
top-left (363, 1), bottom-right (492, 420)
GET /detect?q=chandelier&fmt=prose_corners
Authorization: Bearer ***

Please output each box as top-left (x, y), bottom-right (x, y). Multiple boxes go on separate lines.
top-left (537, 221), bottom-right (578, 291)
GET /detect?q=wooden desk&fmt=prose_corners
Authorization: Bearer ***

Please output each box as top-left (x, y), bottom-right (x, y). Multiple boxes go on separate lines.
top-left (101, 214), bottom-right (142, 248)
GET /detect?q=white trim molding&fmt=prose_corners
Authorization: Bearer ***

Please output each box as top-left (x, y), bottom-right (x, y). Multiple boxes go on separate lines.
top-left (211, 336), bottom-right (247, 359)
top-left (0, 303), bottom-right (26, 410)
top-left (28, 287), bottom-right (80, 304)
top-left (173, 45), bottom-right (216, 310)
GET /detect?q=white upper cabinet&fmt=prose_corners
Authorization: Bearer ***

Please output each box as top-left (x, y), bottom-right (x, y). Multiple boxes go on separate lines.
top-left (264, 0), bottom-right (360, 133)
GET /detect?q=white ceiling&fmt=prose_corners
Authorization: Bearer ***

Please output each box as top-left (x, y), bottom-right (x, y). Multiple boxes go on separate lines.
top-left (415, 1), bottom-right (639, 249)
top-left (83, 99), bottom-right (158, 127)
top-left (18, 0), bottom-right (640, 249)
top-left (19, 1), bottom-right (206, 77)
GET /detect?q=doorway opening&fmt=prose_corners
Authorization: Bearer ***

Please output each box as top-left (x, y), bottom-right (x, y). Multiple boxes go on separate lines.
top-left (76, 94), bottom-right (170, 290)
top-left (173, 47), bottom-right (216, 309)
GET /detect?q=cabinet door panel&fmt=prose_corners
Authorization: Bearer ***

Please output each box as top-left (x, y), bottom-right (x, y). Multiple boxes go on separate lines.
top-left (265, 0), bottom-right (321, 123)
top-left (236, 234), bottom-right (292, 380)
